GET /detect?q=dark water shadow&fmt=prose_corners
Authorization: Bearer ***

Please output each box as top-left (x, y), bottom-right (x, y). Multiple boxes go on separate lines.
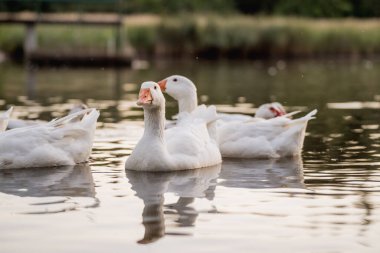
top-left (125, 164), bottom-right (221, 244)
top-left (0, 164), bottom-right (96, 198)
top-left (219, 157), bottom-right (305, 189)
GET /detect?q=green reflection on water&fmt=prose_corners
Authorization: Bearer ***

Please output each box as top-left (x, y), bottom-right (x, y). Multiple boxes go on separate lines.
top-left (1, 60), bottom-right (379, 106)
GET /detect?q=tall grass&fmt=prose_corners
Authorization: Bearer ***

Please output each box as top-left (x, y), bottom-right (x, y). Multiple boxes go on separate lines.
top-left (37, 25), bottom-right (115, 54)
top-left (0, 24), bottom-right (24, 55)
top-left (145, 15), bottom-right (380, 58)
top-left (1, 15), bottom-right (380, 59)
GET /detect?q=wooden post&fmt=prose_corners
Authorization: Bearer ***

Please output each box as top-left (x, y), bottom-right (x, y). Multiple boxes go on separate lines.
top-left (115, 22), bottom-right (121, 56)
top-left (24, 23), bottom-right (37, 56)
top-left (115, 0), bottom-right (123, 56)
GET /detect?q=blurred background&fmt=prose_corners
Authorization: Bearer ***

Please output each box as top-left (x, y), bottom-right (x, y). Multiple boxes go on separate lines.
top-left (0, 0), bottom-right (379, 120)
top-left (1, 0), bottom-right (380, 61)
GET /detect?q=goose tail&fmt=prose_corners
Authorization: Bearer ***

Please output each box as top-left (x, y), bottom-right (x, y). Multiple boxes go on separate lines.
top-left (288, 109), bottom-right (317, 127)
top-left (0, 107), bottom-right (13, 131)
top-left (48, 108), bottom-right (97, 128)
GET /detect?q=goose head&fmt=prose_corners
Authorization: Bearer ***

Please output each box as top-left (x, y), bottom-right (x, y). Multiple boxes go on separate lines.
top-left (157, 75), bottom-right (198, 113)
top-left (137, 81), bottom-right (165, 109)
top-left (157, 75), bottom-right (197, 101)
top-left (69, 103), bottom-right (88, 115)
top-left (255, 102), bottom-right (286, 119)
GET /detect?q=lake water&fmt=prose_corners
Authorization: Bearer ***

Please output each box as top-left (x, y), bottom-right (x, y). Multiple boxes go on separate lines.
top-left (0, 59), bottom-right (380, 253)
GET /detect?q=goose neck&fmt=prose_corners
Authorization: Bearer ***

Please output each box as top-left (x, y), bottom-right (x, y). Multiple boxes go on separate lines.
top-left (143, 106), bottom-right (165, 141)
top-left (178, 91), bottom-right (198, 113)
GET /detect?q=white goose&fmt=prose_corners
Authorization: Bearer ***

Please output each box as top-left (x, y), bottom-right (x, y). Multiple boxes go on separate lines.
top-left (0, 107), bottom-right (13, 132)
top-left (7, 104), bottom-right (88, 129)
top-left (157, 75), bottom-right (317, 159)
top-left (0, 108), bottom-right (99, 169)
top-left (125, 81), bottom-right (221, 172)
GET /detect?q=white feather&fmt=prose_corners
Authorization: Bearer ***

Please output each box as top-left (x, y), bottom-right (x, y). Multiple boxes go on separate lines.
top-left (0, 107), bottom-right (13, 132)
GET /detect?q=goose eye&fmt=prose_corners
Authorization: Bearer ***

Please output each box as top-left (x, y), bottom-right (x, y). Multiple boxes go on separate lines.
top-left (154, 86), bottom-right (157, 90)
top-left (173, 78), bottom-right (178, 82)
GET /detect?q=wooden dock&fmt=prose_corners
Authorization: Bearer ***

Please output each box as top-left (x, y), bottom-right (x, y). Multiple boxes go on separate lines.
top-left (0, 12), bottom-right (132, 67)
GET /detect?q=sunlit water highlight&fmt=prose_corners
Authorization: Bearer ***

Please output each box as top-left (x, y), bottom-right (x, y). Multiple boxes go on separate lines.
top-left (0, 60), bottom-right (380, 253)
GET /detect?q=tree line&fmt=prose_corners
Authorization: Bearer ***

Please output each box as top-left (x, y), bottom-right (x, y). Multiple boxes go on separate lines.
top-left (0, 0), bottom-right (379, 18)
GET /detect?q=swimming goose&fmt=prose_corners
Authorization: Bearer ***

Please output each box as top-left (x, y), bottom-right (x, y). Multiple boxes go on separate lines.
top-left (157, 75), bottom-right (317, 158)
top-left (125, 81), bottom-right (221, 171)
top-left (0, 107), bottom-right (13, 132)
top-left (0, 108), bottom-right (99, 169)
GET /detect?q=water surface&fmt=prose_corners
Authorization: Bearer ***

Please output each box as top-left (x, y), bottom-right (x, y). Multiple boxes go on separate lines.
top-left (0, 59), bottom-right (380, 253)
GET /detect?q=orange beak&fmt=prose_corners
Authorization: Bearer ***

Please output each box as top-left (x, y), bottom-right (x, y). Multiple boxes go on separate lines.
top-left (137, 88), bottom-right (153, 106)
top-left (157, 79), bottom-right (167, 91)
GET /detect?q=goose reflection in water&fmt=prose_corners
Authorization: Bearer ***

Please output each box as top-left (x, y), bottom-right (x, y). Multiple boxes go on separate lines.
top-left (125, 164), bottom-right (221, 244)
top-left (219, 156), bottom-right (305, 189)
top-left (0, 164), bottom-right (97, 213)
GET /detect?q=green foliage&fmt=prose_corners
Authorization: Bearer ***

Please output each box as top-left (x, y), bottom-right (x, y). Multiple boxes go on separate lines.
top-left (125, 0), bottom-right (234, 14)
top-left (37, 26), bottom-right (114, 53)
top-left (274, 0), bottom-right (352, 17)
top-left (127, 25), bottom-right (158, 55)
top-left (233, 0), bottom-right (380, 18)
top-left (0, 0), bottom-right (235, 14)
top-left (351, 0), bottom-right (380, 17)
top-left (0, 25), bottom-right (24, 53)
top-left (156, 16), bottom-right (201, 56)
top-left (1, 0), bottom-right (379, 17)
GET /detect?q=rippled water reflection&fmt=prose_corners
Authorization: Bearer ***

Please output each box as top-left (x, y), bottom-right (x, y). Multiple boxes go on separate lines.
top-left (0, 60), bottom-right (380, 253)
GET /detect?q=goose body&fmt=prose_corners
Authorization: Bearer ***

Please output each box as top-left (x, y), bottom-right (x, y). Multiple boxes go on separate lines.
top-left (218, 110), bottom-right (317, 158)
top-left (7, 119), bottom-right (45, 129)
top-left (157, 75), bottom-right (316, 158)
top-left (125, 82), bottom-right (221, 172)
top-left (0, 108), bottom-right (99, 169)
